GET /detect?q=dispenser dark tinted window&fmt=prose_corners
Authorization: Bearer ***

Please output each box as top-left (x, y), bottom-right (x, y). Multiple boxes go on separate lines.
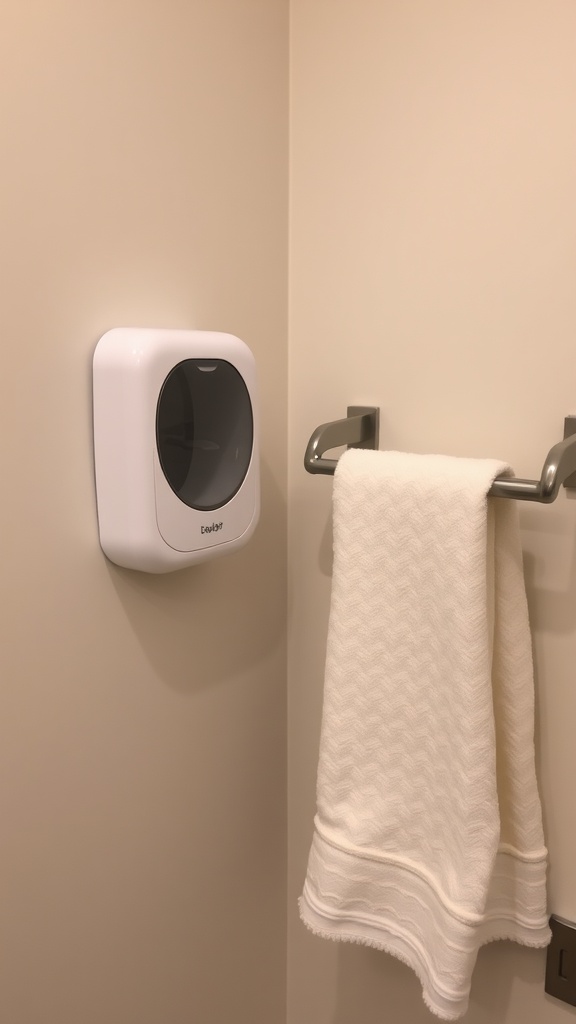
top-left (156, 359), bottom-right (253, 511)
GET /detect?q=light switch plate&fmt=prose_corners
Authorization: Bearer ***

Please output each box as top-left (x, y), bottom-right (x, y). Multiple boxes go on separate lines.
top-left (545, 916), bottom-right (576, 1006)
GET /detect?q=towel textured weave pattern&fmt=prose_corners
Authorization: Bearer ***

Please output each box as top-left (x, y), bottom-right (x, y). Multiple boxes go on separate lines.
top-left (299, 448), bottom-right (550, 1020)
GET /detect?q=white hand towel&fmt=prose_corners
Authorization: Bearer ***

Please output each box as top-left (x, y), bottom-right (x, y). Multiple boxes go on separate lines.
top-left (299, 448), bottom-right (550, 1020)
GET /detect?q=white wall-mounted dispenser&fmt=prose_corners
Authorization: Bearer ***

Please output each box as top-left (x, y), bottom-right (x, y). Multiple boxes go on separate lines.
top-left (93, 328), bottom-right (259, 572)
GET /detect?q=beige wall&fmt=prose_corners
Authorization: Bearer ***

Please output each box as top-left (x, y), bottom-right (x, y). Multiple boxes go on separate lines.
top-left (288, 2), bottom-right (576, 1022)
top-left (0, 3), bottom-right (287, 1023)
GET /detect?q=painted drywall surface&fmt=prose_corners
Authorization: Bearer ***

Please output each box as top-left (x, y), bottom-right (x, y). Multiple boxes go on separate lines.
top-left (288, 2), bottom-right (576, 1022)
top-left (0, 3), bottom-right (287, 1023)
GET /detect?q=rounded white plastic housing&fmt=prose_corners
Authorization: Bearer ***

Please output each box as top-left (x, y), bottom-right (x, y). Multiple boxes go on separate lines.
top-left (93, 328), bottom-right (259, 572)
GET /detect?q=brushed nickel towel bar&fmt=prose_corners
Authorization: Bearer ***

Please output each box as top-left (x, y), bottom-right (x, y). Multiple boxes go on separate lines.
top-left (304, 407), bottom-right (576, 503)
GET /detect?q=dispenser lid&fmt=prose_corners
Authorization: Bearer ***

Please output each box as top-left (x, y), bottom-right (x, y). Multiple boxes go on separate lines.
top-left (156, 358), bottom-right (254, 511)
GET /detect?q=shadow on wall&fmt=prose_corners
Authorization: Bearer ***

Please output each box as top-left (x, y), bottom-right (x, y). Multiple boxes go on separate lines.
top-left (102, 458), bottom-right (285, 694)
top-left (329, 941), bottom-right (549, 1024)
top-left (522, 546), bottom-right (576, 638)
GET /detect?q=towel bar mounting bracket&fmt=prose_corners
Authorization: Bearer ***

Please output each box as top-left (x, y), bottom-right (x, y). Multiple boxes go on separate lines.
top-left (304, 407), bottom-right (379, 475)
top-left (563, 416), bottom-right (576, 489)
